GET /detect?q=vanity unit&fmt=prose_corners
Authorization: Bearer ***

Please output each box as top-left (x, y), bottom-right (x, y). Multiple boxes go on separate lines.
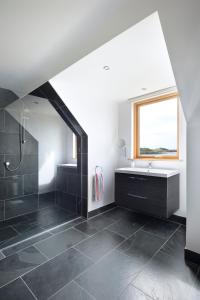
top-left (115, 167), bottom-right (179, 218)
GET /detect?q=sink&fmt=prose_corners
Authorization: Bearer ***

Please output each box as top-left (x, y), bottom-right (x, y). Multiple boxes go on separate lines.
top-left (115, 167), bottom-right (179, 178)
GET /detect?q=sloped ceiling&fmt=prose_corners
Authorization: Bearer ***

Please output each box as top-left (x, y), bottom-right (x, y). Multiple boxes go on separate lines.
top-left (0, 0), bottom-right (200, 120)
top-left (50, 12), bottom-right (176, 105)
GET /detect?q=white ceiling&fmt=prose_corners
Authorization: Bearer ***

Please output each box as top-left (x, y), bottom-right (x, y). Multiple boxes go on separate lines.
top-left (51, 12), bottom-right (176, 103)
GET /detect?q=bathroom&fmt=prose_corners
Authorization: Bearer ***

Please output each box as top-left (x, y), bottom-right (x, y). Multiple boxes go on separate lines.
top-left (0, 3), bottom-right (200, 300)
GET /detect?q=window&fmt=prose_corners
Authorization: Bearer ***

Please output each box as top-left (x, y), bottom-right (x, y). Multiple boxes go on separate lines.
top-left (72, 133), bottom-right (77, 159)
top-left (134, 93), bottom-right (179, 160)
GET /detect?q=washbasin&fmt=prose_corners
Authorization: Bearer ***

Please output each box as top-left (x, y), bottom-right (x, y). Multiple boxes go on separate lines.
top-left (115, 167), bottom-right (179, 178)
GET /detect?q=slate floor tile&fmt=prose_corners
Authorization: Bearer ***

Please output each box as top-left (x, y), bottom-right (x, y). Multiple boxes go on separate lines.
top-left (0, 251), bottom-right (4, 260)
top-left (142, 218), bottom-right (179, 240)
top-left (102, 207), bottom-right (132, 221)
top-left (107, 218), bottom-right (143, 238)
top-left (119, 283), bottom-right (152, 299)
top-left (75, 221), bottom-right (98, 236)
top-left (0, 278), bottom-right (36, 300)
top-left (23, 248), bottom-right (93, 300)
top-left (35, 228), bottom-right (88, 259)
top-left (75, 229), bottom-right (124, 261)
top-left (161, 225), bottom-right (186, 259)
top-left (0, 226), bottom-right (18, 246)
top-left (76, 250), bottom-right (140, 300)
top-left (50, 280), bottom-right (94, 300)
top-left (0, 245), bottom-right (47, 288)
top-left (117, 230), bottom-right (165, 266)
top-left (88, 214), bottom-right (115, 231)
top-left (133, 250), bottom-right (200, 300)
top-left (50, 217), bottom-right (85, 234)
top-left (2, 231), bottom-right (52, 257)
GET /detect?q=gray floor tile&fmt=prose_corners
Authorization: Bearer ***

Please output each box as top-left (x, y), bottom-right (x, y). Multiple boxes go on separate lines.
top-left (50, 281), bottom-right (94, 300)
top-left (0, 245), bottom-right (47, 288)
top-left (107, 218), bottom-right (143, 238)
top-left (76, 250), bottom-right (140, 300)
top-left (133, 250), bottom-right (200, 300)
top-left (35, 228), bottom-right (88, 259)
top-left (12, 221), bottom-right (43, 234)
top-left (119, 284), bottom-right (152, 299)
top-left (75, 229), bottom-right (124, 261)
top-left (102, 207), bottom-right (132, 220)
top-left (0, 251), bottom-right (4, 260)
top-left (23, 248), bottom-right (93, 300)
top-left (88, 214), bottom-right (115, 231)
top-left (161, 225), bottom-right (186, 259)
top-left (75, 221), bottom-right (98, 236)
top-left (142, 218), bottom-right (179, 240)
top-left (50, 217), bottom-right (85, 234)
top-left (0, 278), bottom-right (36, 300)
top-left (0, 226), bottom-right (18, 246)
top-left (117, 230), bottom-right (165, 266)
top-left (2, 231), bottom-right (52, 257)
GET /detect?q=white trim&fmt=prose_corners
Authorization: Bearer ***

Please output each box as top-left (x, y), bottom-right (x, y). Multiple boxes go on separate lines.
top-left (128, 86), bottom-right (177, 103)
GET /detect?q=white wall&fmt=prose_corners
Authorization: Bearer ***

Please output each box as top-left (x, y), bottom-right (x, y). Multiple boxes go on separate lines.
top-left (118, 99), bottom-right (187, 217)
top-left (186, 106), bottom-right (200, 253)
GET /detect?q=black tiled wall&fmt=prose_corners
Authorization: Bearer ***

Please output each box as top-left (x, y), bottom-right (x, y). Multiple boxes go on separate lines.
top-left (0, 108), bottom-right (39, 220)
top-left (56, 166), bottom-right (79, 215)
top-left (31, 82), bottom-right (88, 218)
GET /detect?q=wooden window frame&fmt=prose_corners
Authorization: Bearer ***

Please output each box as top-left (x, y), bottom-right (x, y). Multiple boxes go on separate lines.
top-left (133, 92), bottom-right (179, 160)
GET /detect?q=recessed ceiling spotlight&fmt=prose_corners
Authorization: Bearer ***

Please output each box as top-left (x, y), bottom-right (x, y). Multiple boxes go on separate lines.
top-left (141, 88), bottom-right (147, 91)
top-left (103, 66), bottom-right (110, 71)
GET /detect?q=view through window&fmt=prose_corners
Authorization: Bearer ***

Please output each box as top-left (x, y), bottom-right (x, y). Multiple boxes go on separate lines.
top-left (134, 93), bottom-right (179, 159)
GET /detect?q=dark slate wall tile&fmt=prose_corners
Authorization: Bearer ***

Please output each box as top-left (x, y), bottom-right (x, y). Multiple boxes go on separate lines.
top-left (0, 155), bottom-right (4, 177)
top-left (39, 191), bottom-right (56, 209)
top-left (56, 191), bottom-right (77, 214)
top-left (0, 110), bottom-right (4, 132)
top-left (4, 111), bottom-right (20, 133)
top-left (24, 173), bottom-right (38, 195)
top-left (0, 201), bottom-right (4, 220)
top-left (77, 153), bottom-right (88, 176)
top-left (5, 194), bottom-right (38, 220)
top-left (68, 174), bottom-right (78, 195)
top-left (0, 176), bottom-right (23, 200)
top-left (0, 132), bottom-right (21, 155)
top-left (0, 87), bottom-right (18, 108)
top-left (81, 134), bottom-right (88, 154)
top-left (5, 155), bottom-right (38, 176)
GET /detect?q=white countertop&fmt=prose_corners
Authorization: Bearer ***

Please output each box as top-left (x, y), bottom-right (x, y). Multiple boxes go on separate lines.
top-left (115, 167), bottom-right (179, 178)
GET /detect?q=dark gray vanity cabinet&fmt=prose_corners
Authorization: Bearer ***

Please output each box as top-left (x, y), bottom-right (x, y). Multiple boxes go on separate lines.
top-left (115, 173), bottom-right (179, 218)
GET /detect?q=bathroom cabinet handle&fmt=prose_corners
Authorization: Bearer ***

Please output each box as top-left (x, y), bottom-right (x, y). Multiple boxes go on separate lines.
top-left (129, 176), bottom-right (147, 181)
top-left (128, 193), bottom-right (147, 200)
top-left (137, 177), bottom-right (147, 181)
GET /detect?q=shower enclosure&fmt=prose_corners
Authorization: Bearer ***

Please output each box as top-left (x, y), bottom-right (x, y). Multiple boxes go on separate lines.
top-left (0, 83), bottom-right (88, 252)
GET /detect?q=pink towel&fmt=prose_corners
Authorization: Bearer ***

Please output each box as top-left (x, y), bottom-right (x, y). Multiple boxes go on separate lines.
top-left (95, 166), bottom-right (104, 201)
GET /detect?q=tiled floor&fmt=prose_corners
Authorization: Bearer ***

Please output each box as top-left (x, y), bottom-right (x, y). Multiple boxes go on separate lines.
top-left (0, 207), bottom-right (199, 299)
top-left (0, 205), bottom-right (77, 252)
